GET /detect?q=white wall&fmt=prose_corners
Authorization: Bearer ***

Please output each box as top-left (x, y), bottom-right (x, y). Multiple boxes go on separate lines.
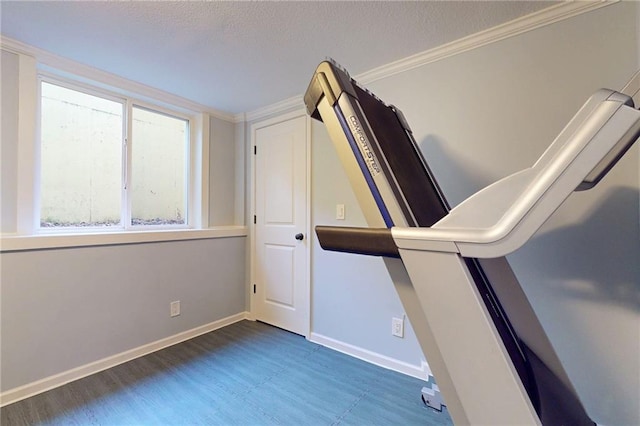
top-left (1, 237), bottom-right (246, 391)
top-left (334, 2), bottom-right (636, 424)
top-left (0, 49), bottom-right (248, 396)
top-left (310, 120), bottom-right (425, 365)
top-left (208, 116), bottom-right (237, 226)
top-left (1, 50), bottom-right (19, 233)
top-left (234, 121), bottom-right (246, 226)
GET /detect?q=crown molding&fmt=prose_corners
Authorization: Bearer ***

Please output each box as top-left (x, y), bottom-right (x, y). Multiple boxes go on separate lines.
top-left (249, 0), bottom-right (617, 120)
top-left (2, 1), bottom-right (616, 124)
top-left (0, 36), bottom-right (237, 123)
top-left (357, 1), bottom-right (617, 85)
top-left (233, 112), bottom-right (247, 123)
top-left (244, 94), bottom-right (305, 123)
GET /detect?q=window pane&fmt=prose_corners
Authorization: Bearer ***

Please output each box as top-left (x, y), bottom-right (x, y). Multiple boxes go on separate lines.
top-left (40, 82), bottom-right (123, 228)
top-left (131, 107), bottom-right (188, 226)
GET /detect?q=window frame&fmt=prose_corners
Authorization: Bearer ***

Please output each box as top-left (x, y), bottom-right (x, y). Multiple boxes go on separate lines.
top-left (0, 47), bottom-right (250, 253)
top-left (36, 73), bottom-right (194, 233)
top-left (126, 101), bottom-right (192, 231)
top-left (38, 76), bottom-right (127, 232)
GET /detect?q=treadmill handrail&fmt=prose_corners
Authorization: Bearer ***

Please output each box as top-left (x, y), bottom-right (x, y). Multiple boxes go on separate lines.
top-left (315, 226), bottom-right (400, 258)
top-left (392, 89), bottom-right (640, 259)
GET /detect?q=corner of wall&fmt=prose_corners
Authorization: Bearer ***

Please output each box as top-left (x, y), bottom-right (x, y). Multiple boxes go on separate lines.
top-left (234, 120), bottom-right (246, 227)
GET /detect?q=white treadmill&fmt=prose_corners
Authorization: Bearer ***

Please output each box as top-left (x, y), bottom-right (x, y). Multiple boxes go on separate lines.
top-left (304, 60), bottom-right (640, 425)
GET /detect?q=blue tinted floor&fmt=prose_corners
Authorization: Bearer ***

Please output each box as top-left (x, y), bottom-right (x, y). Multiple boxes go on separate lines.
top-left (1, 320), bottom-right (453, 425)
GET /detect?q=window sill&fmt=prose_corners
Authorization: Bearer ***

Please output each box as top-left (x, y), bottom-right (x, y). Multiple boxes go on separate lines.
top-left (0, 226), bottom-right (248, 252)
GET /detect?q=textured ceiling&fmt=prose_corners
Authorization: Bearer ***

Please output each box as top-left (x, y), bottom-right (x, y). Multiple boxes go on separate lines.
top-left (1, 1), bottom-right (557, 114)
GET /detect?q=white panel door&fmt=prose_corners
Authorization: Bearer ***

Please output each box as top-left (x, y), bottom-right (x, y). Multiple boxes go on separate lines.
top-left (254, 115), bottom-right (307, 335)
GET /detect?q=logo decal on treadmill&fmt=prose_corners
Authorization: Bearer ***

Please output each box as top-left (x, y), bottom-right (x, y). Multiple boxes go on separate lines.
top-left (348, 115), bottom-right (381, 176)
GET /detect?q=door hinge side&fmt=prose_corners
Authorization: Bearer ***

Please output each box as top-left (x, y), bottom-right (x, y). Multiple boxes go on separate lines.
top-left (254, 145), bottom-right (257, 155)
top-left (253, 284), bottom-right (256, 294)
top-left (254, 215), bottom-right (257, 224)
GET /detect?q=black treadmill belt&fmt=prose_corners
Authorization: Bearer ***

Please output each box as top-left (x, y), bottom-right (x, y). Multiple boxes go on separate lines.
top-left (352, 84), bottom-right (449, 227)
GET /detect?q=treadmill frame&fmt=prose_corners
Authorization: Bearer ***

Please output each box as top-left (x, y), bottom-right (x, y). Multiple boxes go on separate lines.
top-left (303, 61), bottom-right (640, 425)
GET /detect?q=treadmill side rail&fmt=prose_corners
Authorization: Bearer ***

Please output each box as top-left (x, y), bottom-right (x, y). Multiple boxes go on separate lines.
top-left (392, 94), bottom-right (640, 259)
top-left (398, 248), bottom-right (541, 425)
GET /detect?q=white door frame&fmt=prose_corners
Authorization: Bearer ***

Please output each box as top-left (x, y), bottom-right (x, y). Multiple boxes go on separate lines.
top-left (249, 109), bottom-right (311, 338)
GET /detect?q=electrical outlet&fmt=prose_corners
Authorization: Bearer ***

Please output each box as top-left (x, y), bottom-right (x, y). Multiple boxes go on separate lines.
top-left (392, 317), bottom-right (404, 337)
top-left (170, 300), bottom-right (180, 317)
top-left (336, 204), bottom-right (345, 220)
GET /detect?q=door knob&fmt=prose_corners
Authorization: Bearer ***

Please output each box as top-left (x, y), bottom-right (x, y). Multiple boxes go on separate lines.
top-left (295, 233), bottom-right (304, 241)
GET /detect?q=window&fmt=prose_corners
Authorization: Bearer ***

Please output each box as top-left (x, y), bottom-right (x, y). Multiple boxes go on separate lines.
top-left (39, 79), bottom-right (190, 231)
top-left (130, 107), bottom-right (188, 226)
top-left (40, 81), bottom-right (124, 228)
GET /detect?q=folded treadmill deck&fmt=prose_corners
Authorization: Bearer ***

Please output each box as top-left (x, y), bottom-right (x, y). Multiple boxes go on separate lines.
top-left (303, 59), bottom-right (640, 425)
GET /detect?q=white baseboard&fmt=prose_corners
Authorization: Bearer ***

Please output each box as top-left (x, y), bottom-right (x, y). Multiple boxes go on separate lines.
top-left (309, 332), bottom-right (432, 381)
top-left (0, 311), bottom-right (250, 407)
top-left (2, 316), bottom-right (432, 407)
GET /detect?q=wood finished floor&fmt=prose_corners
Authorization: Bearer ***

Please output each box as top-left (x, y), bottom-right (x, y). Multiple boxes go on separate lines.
top-left (1, 320), bottom-right (453, 425)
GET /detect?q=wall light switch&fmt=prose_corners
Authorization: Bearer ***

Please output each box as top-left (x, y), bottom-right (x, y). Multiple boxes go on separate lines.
top-left (170, 300), bottom-right (180, 317)
top-left (336, 204), bottom-right (345, 220)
